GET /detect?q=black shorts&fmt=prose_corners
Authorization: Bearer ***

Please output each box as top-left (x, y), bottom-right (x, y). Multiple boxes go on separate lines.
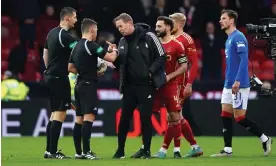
top-left (75, 79), bottom-right (98, 116)
top-left (45, 75), bottom-right (71, 112)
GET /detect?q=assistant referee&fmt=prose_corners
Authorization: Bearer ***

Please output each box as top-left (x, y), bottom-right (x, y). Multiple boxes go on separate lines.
top-left (68, 18), bottom-right (118, 160)
top-left (43, 7), bottom-right (78, 159)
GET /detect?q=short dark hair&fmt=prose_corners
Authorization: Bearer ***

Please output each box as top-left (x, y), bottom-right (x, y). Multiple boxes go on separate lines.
top-left (114, 13), bottom-right (133, 24)
top-left (157, 16), bottom-right (174, 30)
top-left (60, 7), bottom-right (76, 21)
top-left (221, 9), bottom-right (238, 25)
top-left (81, 18), bottom-right (98, 33)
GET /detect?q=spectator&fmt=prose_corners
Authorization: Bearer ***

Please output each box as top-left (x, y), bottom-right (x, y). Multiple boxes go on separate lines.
top-left (1, 71), bottom-right (29, 101)
top-left (177, 0), bottom-right (200, 36)
top-left (14, 0), bottom-right (40, 49)
top-left (201, 22), bottom-right (224, 80)
top-left (8, 43), bottom-right (28, 75)
top-left (36, 5), bottom-right (59, 74)
top-left (36, 5), bottom-right (59, 49)
top-left (148, 0), bottom-right (168, 28)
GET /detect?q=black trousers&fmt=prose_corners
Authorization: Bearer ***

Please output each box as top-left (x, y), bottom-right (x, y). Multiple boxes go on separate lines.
top-left (182, 97), bottom-right (202, 136)
top-left (117, 84), bottom-right (155, 152)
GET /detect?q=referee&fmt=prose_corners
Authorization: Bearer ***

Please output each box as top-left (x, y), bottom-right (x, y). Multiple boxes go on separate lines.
top-left (68, 18), bottom-right (118, 160)
top-left (112, 13), bottom-right (166, 159)
top-left (43, 7), bottom-right (77, 159)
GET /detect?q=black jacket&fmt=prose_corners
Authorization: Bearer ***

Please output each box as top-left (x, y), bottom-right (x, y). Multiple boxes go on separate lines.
top-left (115, 23), bottom-right (166, 93)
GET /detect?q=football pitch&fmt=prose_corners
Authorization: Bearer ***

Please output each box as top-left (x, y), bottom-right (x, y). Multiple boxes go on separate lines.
top-left (2, 136), bottom-right (276, 166)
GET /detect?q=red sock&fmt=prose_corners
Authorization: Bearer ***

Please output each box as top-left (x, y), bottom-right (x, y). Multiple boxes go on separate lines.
top-left (162, 125), bottom-right (174, 149)
top-left (181, 119), bottom-right (197, 145)
top-left (174, 123), bottom-right (181, 148)
top-left (162, 123), bottom-right (182, 149)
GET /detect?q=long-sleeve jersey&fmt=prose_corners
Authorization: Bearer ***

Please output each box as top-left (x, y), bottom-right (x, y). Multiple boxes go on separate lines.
top-left (175, 32), bottom-right (198, 85)
top-left (224, 29), bottom-right (250, 88)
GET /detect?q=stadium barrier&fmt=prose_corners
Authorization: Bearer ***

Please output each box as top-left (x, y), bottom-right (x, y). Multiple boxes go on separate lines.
top-left (1, 99), bottom-right (276, 137)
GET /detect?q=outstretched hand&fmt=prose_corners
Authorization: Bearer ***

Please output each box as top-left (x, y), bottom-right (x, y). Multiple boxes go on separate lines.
top-left (106, 41), bottom-right (117, 52)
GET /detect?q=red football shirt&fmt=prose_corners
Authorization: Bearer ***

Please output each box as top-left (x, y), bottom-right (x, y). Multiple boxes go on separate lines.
top-left (162, 38), bottom-right (186, 84)
top-left (175, 32), bottom-right (198, 85)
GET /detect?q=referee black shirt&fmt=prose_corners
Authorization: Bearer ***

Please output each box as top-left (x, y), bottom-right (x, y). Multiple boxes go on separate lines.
top-left (70, 39), bottom-right (107, 80)
top-left (45, 26), bottom-right (77, 76)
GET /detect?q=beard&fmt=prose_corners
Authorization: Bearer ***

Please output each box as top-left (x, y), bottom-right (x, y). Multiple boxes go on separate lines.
top-left (156, 30), bottom-right (166, 38)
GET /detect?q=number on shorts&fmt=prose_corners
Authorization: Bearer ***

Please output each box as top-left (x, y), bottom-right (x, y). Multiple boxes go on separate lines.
top-left (234, 92), bottom-right (241, 101)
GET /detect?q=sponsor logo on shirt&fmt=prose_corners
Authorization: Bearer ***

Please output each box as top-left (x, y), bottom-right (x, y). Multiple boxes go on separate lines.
top-left (97, 47), bottom-right (104, 54)
top-left (236, 41), bottom-right (245, 47)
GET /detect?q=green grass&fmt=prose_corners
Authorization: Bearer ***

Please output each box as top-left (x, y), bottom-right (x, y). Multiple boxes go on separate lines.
top-left (2, 136), bottom-right (276, 166)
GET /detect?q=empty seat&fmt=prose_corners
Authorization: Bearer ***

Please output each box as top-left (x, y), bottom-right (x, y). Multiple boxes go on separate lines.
top-left (1, 48), bottom-right (10, 61)
top-left (1, 61), bottom-right (9, 73)
top-left (261, 60), bottom-right (274, 71)
top-left (258, 72), bottom-right (274, 81)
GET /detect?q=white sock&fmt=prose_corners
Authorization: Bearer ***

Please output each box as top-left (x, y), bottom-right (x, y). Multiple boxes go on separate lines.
top-left (224, 147), bottom-right (232, 153)
top-left (141, 145), bottom-right (144, 149)
top-left (191, 144), bottom-right (199, 149)
top-left (174, 147), bottom-right (180, 153)
top-left (260, 134), bottom-right (269, 143)
top-left (159, 147), bottom-right (167, 153)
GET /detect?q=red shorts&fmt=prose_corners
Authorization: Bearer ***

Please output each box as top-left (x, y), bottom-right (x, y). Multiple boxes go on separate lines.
top-left (178, 84), bottom-right (185, 105)
top-left (152, 81), bottom-right (180, 112)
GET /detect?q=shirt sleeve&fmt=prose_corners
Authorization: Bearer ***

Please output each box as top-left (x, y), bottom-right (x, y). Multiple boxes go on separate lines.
top-left (87, 42), bottom-right (107, 59)
top-left (183, 37), bottom-right (198, 84)
top-left (176, 42), bottom-right (187, 64)
top-left (61, 31), bottom-right (78, 49)
top-left (234, 35), bottom-right (248, 82)
top-left (146, 32), bottom-right (166, 74)
top-left (235, 36), bottom-right (247, 53)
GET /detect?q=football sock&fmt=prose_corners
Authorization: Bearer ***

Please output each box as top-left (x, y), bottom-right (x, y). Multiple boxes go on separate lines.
top-left (174, 147), bottom-right (180, 153)
top-left (162, 122), bottom-right (181, 150)
top-left (260, 134), bottom-right (269, 143)
top-left (46, 120), bottom-right (52, 152)
top-left (181, 119), bottom-right (197, 145)
top-left (73, 123), bottom-right (82, 155)
top-left (221, 111), bottom-right (233, 148)
top-left (223, 147), bottom-right (232, 153)
top-left (82, 121), bottom-right (93, 154)
top-left (236, 116), bottom-right (267, 141)
top-left (222, 117), bottom-right (233, 147)
top-left (162, 125), bottom-right (174, 150)
top-left (173, 122), bottom-right (181, 150)
top-left (50, 120), bottom-right (62, 154)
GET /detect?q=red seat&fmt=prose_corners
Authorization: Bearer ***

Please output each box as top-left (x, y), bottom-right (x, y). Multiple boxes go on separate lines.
top-left (196, 47), bottom-right (202, 60)
top-left (2, 39), bottom-right (18, 49)
top-left (1, 61), bottom-right (9, 73)
top-left (9, 25), bottom-right (20, 39)
top-left (249, 60), bottom-right (261, 74)
top-left (251, 49), bottom-right (266, 62)
top-left (258, 72), bottom-right (274, 81)
top-left (21, 49), bottom-right (40, 81)
top-left (261, 60), bottom-right (274, 71)
top-left (1, 16), bottom-right (13, 25)
top-left (1, 48), bottom-right (10, 61)
top-left (238, 26), bottom-right (247, 35)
